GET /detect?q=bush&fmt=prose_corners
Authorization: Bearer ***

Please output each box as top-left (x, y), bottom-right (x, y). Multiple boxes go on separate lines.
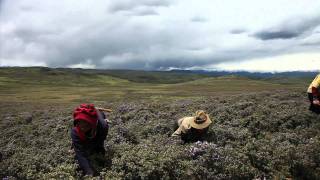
top-left (1, 91), bottom-right (320, 179)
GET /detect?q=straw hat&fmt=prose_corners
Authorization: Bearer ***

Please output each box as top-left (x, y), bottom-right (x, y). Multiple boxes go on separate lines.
top-left (189, 110), bottom-right (212, 129)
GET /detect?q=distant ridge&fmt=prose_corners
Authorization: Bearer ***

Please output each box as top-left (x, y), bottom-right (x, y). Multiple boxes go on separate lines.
top-left (0, 67), bottom-right (318, 84)
top-left (169, 70), bottom-right (319, 78)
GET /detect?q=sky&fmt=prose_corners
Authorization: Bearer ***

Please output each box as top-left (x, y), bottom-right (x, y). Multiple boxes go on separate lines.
top-left (0, 0), bottom-right (320, 72)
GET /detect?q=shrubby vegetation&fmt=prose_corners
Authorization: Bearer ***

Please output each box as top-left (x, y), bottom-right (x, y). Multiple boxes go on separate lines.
top-left (1, 91), bottom-right (320, 179)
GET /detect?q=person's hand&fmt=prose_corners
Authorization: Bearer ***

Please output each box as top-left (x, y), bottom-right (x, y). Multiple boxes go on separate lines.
top-left (68, 149), bottom-right (75, 154)
top-left (85, 169), bottom-right (95, 176)
top-left (313, 99), bottom-right (320, 106)
top-left (97, 147), bottom-right (106, 155)
top-left (168, 136), bottom-right (184, 145)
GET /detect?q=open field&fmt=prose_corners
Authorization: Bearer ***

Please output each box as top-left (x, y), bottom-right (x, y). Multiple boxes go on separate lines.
top-left (0, 67), bottom-right (308, 103)
top-left (0, 67), bottom-right (319, 179)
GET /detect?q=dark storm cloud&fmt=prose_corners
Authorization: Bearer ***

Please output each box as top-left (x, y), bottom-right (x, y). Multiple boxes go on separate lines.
top-left (0, 0), bottom-right (6, 14)
top-left (1, 0), bottom-right (320, 70)
top-left (13, 27), bottom-right (57, 43)
top-left (132, 9), bottom-right (158, 16)
top-left (39, 22), bottom-right (176, 68)
top-left (1, 13), bottom-right (306, 70)
top-left (254, 31), bottom-right (299, 40)
top-left (120, 8), bottom-right (159, 16)
top-left (19, 5), bottom-right (35, 12)
top-left (92, 47), bottom-right (284, 70)
top-left (190, 16), bottom-right (207, 23)
top-left (230, 29), bottom-right (247, 34)
top-left (108, 0), bottom-right (170, 13)
top-left (253, 15), bottom-right (320, 40)
top-left (301, 40), bottom-right (320, 47)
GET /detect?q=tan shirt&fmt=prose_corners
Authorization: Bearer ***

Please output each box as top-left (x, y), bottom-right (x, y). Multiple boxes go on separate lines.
top-left (307, 74), bottom-right (320, 93)
top-left (171, 117), bottom-right (195, 136)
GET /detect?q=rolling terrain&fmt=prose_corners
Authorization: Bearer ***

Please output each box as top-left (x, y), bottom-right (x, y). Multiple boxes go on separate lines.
top-left (0, 67), bottom-right (319, 179)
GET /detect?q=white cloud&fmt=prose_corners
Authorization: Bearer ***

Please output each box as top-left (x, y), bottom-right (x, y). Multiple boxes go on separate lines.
top-left (0, 0), bottom-right (320, 71)
top-left (0, 58), bottom-right (47, 67)
top-left (67, 59), bottom-right (96, 69)
top-left (68, 63), bottom-right (96, 69)
top-left (212, 53), bottom-right (320, 72)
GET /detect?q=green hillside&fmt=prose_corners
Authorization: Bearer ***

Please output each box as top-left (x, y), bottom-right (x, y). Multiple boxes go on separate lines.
top-left (0, 67), bottom-right (309, 103)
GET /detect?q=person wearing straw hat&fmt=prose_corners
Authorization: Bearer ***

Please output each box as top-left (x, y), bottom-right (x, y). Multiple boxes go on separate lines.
top-left (172, 110), bottom-right (212, 142)
top-left (307, 73), bottom-right (320, 114)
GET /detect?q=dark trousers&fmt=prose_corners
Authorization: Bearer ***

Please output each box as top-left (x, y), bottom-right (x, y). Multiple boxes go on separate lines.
top-left (308, 93), bottom-right (320, 114)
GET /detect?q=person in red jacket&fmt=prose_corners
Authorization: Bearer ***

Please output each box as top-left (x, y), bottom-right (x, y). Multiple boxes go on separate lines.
top-left (71, 104), bottom-right (109, 176)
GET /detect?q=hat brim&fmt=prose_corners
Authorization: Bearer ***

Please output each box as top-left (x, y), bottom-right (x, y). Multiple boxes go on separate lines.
top-left (189, 114), bottom-right (212, 129)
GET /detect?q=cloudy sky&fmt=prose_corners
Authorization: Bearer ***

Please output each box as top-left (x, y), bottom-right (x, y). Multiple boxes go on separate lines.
top-left (1, 0), bottom-right (320, 72)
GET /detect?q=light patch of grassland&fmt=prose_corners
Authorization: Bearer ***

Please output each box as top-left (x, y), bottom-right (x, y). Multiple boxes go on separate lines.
top-left (0, 69), bottom-right (309, 103)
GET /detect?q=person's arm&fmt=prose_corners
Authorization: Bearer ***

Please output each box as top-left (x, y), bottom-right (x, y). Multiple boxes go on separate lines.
top-left (312, 88), bottom-right (320, 105)
top-left (71, 129), bottom-right (94, 175)
top-left (171, 119), bottom-right (187, 137)
top-left (96, 111), bottom-right (109, 153)
top-left (312, 87), bottom-right (319, 98)
top-left (172, 126), bottom-right (183, 137)
top-left (312, 76), bottom-right (320, 98)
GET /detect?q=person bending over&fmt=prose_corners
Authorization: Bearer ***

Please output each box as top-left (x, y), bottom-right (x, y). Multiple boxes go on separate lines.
top-left (71, 104), bottom-right (109, 176)
top-left (307, 74), bottom-right (320, 114)
top-left (172, 110), bottom-right (212, 143)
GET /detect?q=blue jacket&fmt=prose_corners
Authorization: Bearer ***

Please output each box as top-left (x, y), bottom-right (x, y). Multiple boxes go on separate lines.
top-left (71, 110), bottom-right (108, 175)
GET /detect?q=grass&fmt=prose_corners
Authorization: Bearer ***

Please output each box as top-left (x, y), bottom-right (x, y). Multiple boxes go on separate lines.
top-left (1, 67), bottom-right (318, 179)
top-left (0, 67), bottom-right (309, 103)
top-left (1, 91), bottom-right (319, 179)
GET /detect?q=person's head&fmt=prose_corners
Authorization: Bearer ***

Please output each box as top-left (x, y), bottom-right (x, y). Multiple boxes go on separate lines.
top-left (73, 104), bottom-right (98, 133)
top-left (190, 110), bottom-right (212, 129)
top-left (77, 120), bottom-right (92, 133)
top-left (196, 111), bottom-right (208, 122)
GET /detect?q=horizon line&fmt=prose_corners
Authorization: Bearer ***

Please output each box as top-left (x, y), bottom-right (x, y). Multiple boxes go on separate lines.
top-left (0, 65), bottom-right (319, 74)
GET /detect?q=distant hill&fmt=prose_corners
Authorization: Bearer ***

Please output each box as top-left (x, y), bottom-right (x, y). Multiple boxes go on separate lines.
top-left (170, 70), bottom-right (319, 79)
top-left (59, 68), bottom-right (209, 84)
top-left (0, 67), bottom-right (209, 84)
top-left (0, 66), bottom-right (312, 104)
top-left (0, 67), bottom-right (318, 84)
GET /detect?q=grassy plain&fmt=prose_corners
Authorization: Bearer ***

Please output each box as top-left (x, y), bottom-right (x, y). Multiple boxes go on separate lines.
top-left (0, 67), bottom-right (308, 104)
top-left (0, 67), bottom-right (319, 179)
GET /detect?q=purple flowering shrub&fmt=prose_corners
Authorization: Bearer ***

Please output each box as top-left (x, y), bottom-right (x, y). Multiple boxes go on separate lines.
top-left (1, 91), bottom-right (320, 179)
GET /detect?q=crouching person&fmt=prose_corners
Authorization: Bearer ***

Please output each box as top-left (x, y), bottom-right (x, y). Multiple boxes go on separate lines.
top-left (71, 104), bottom-right (109, 176)
top-left (307, 74), bottom-right (320, 114)
top-left (172, 110), bottom-right (212, 143)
